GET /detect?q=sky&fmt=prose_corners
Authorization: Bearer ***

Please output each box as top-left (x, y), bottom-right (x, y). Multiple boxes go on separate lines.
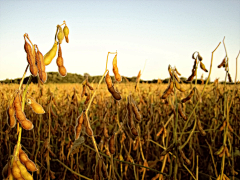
top-left (0, 0), bottom-right (239, 82)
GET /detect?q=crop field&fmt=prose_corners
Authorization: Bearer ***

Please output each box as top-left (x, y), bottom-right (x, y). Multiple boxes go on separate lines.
top-left (1, 20), bottom-right (240, 180)
top-left (1, 81), bottom-right (240, 180)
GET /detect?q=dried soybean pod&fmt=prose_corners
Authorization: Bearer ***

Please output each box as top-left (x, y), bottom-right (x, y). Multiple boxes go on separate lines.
top-left (198, 53), bottom-right (203, 61)
top-left (86, 81), bottom-right (94, 90)
top-left (24, 39), bottom-right (31, 54)
top-left (102, 161), bottom-right (108, 178)
top-left (219, 120), bottom-right (226, 131)
top-left (161, 79), bottom-right (174, 99)
top-left (181, 88), bottom-right (195, 103)
top-left (214, 145), bottom-right (224, 156)
top-left (27, 97), bottom-right (45, 114)
top-left (108, 86), bottom-right (121, 101)
top-left (109, 133), bottom-right (115, 154)
top-left (200, 61), bottom-right (208, 72)
top-left (228, 124), bottom-right (233, 132)
top-left (84, 92), bottom-right (90, 105)
top-left (98, 158), bottom-right (103, 179)
top-left (57, 25), bottom-right (64, 44)
top-left (7, 103), bottom-right (16, 128)
top-left (59, 66), bottom-right (67, 77)
top-left (187, 74), bottom-right (195, 82)
top-left (56, 43), bottom-right (64, 65)
top-left (40, 71), bottom-right (47, 83)
top-left (36, 45), bottom-right (45, 71)
top-left (16, 160), bottom-right (33, 180)
top-left (43, 40), bottom-right (58, 65)
top-left (175, 80), bottom-right (185, 92)
top-left (225, 147), bottom-right (231, 157)
top-left (131, 100), bottom-right (141, 122)
top-left (168, 65), bottom-right (173, 77)
top-left (63, 24), bottom-right (69, 43)
top-left (178, 103), bottom-right (187, 120)
top-left (131, 127), bottom-right (138, 136)
top-left (20, 119), bottom-right (34, 130)
top-left (12, 160), bottom-right (22, 179)
top-left (228, 73), bottom-right (232, 82)
top-left (157, 127), bottom-right (164, 137)
top-left (179, 150), bottom-right (191, 165)
top-left (112, 54), bottom-right (122, 82)
top-left (136, 70), bottom-right (141, 82)
top-left (103, 123), bottom-right (109, 138)
top-left (218, 58), bottom-right (226, 68)
top-left (197, 119), bottom-right (206, 136)
top-left (29, 65), bottom-right (38, 77)
top-left (175, 67), bottom-right (181, 76)
top-left (75, 112), bottom-right (84, 140)
top-left (83, 112), bottom-right (93, 137)
top-left (218, 148), bottom-right (225, 158)
top-left (81, 85), bottom-right (86, 97)
top-left (105, 71), bottom-right (112, 88)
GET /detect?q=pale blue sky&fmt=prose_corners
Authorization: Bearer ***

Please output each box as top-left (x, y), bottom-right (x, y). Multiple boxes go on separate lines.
top-left (0, 0), bottom-right (239, 81)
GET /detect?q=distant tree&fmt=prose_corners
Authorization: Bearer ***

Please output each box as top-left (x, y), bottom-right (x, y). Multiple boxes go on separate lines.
top-left (84, 73), bottom-right (90, 78)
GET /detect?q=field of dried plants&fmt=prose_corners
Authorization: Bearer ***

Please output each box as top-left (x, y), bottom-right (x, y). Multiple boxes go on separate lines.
top-left (1, 80), bottom-right (240, 180)
top-left (1, 20), bottom-right (240, 180)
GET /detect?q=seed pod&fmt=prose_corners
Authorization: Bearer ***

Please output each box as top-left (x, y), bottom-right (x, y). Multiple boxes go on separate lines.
top-left (63, 25), bottom-right (69, 43)
top-left (109, 133), bottom-right (115, 154)
top-left (7, 103), bottom-right (16, 128)
top-left (19, 119), bottom-right (34, 130)
top-left (131, 100), bottom-right (141, 122)
top-left (175, 80), bottom-right (185, 92)
top-left (197, 119), bottom-right (206, 136)
top-left (16, 160), bottom-right (33, 180)
top-left (161, 79), bottom-right (174, 99)
top-left (84, 93), bottom-right (90, 105)
top-left (228, 73), bottom-right (232, 82)
top-left (102, 161), bottom-right (108, 178)
top-left (29, 65), bottom-right (38, 77)
top-left (83, 112), bottom-right (93, 137)
top-left (179, 150), bottom-right (191, 165)
top-left (157, 127), bottom-right (163, 137)
top-left (75, 112), bottom-right (84, 140)
top-left (58, 66), bottom-right (67, 77)
top-left (12, 160), bottom-right (22, 179)
top-left (219, 120), bottom-right (226, 131)
top-left (168, 65), bottom-right (173, 77)
top-left (218, 148), bottom-right (225, 158)
top-left (187, 74), bottom-right (195, 82)
top-left (105, 71), bottom-right (113, 88)
top-left (175, 67), bottom-right (181, 76)
top-left (27, 97), bottom-right (45, 114)
top-left (228, 124), bottom-right (233, 132)
top-left (40, 71), bottom-right (47, 83)
top-left (81, 85), bottom-right (86, 97)
top-left (131, 127), bottom-right (138, 136)
top-left (192, 52), bottom-right (197, 59)
top-left (181, 88), bottom-right (195, 103)
top-left (198, 53), bottom-right (203, 61)
top-left (225, 146), bottom-right (231, 157)
top-left (57, 57), bottom-right (63, 67)
top-left (200, 61), bottom-right (208, 72)
top-left (218, 58), bottom-right (226, 68)
top-left (86, 82), bottom-right (94, 90)
top-left (57, 25), bottom-right (64, 44)
top-left (214, 145), bottom-right (224, 156)
top-left (44, 41), bottom-right (58, 65)
top-left (178, 103), bottom-right (187, 120)
top-left (24, 39), bottom-right (31, 54)
top-left (107, 86), bottom-right (122, 101)
top-left (103, 123), bottom-right (109, 138)
top-left (112, 54), bottom-right (122, 82)
top-left (136, 70), bottom-right (141, 83)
